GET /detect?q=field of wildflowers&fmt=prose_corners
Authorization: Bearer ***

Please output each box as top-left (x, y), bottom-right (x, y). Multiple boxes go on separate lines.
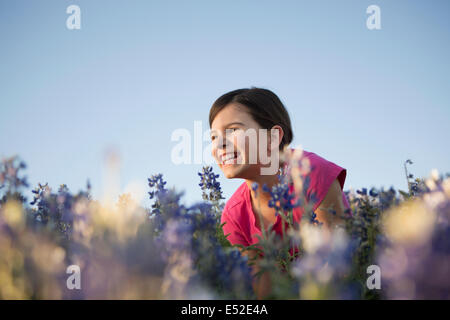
top-left (0, 153), bottom-right (448, 300)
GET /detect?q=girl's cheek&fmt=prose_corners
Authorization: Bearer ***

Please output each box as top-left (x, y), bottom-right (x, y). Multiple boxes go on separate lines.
top-left (233, 132), bottom-right (245, 150)
top-left (211, 141), bottom-right (220, 162)
top-left (234, 132), bottom-right (255, 164)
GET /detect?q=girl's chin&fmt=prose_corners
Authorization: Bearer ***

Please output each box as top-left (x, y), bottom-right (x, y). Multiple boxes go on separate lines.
top-left (221, 163), bottom-right (255, 179)
top-left (220, 164), bottom-right (242, 178)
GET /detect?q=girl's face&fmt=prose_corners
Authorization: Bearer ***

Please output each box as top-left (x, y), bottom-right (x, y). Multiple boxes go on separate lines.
top-left (210, 103), bottom-right (280, 179)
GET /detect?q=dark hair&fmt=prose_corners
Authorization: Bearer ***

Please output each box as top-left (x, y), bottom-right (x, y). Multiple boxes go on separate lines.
top-left (209, 87), bottom-right (293, 150)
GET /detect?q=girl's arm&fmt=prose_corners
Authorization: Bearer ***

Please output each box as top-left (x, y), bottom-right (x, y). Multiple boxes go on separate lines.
top-left (314, 178), bottom-right (346, 228)
top-left (221, 214), bottom-right (272, 298)
top-left (239, 248), bottom-right (272, 299)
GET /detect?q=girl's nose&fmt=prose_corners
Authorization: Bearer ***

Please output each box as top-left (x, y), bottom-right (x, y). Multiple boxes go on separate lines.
top-left (214, 135), bottom-right (231, 151)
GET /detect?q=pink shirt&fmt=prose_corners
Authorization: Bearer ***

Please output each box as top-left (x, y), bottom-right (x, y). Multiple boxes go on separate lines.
top-left (220, 149), bottom-right (350, 250)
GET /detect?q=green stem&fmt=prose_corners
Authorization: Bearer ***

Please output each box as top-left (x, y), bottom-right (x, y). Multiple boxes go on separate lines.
top-left (256, 188), bottom-right (267, 241)
top-left (404, 161), bottom-right (411, 195)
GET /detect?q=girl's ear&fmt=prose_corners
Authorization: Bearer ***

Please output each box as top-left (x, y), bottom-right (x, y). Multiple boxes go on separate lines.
top-left (268, 125), bottom-right (284, 152)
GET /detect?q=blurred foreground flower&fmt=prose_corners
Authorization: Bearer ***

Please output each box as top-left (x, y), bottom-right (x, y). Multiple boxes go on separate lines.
top-left (377, 170), bottom-right (450, 299)
top-left (0, 156), bottom-right (448, 300)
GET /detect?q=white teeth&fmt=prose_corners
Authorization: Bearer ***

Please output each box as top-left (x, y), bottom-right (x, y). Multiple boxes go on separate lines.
top-left (221, 153), bottom-right (238, 164)
top-left (223, 154), bottom-right (235, 161)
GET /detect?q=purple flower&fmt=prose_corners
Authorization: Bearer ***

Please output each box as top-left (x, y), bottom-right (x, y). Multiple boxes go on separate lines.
top-left (198, 166), bottom-right (224, 203)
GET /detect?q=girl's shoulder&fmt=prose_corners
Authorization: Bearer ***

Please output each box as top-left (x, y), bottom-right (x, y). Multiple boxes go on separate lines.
top-left (286, 148), bottom-right (340, 174)
top-left (222, 181), bottom-right (249, 217)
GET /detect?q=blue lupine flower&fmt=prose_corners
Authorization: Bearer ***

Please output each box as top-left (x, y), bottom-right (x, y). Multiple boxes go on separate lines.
top-left (356, 188), bottom-right (367, 196)
top-left (369, 187), bottom-right (378, 197)
top-left (310, 211), bottom-right (323, 226)
top-left (198, 166), bottom-right (224, 203)
top-left (258, 170), bottom-right (302, 224)
top-left (0, 156), bottom-right (29, 204)
top-left (148, 173), bottom-right (173, 220)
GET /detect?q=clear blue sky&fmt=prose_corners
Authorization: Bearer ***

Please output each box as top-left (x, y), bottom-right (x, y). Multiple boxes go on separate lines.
top-left (1, 0), bottom-right (449, 208)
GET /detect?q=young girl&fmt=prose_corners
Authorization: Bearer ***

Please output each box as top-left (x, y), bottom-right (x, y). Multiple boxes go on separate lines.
top-left (209, 87), bottom-right (351, 299)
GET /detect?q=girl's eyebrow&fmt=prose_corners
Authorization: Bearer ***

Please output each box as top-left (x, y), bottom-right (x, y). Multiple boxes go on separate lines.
top-left (225, 121), bottom-right (245, 127)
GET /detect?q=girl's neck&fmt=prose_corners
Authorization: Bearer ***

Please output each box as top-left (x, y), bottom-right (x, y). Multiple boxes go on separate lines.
top-left (245, 171), bottom-right (279, 202)
top-left (245, 153), bottom-right (289, 201)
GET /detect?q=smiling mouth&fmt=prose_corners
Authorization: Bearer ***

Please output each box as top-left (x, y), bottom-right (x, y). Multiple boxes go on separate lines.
top-left (220, 152), bottom-right (240, 165)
